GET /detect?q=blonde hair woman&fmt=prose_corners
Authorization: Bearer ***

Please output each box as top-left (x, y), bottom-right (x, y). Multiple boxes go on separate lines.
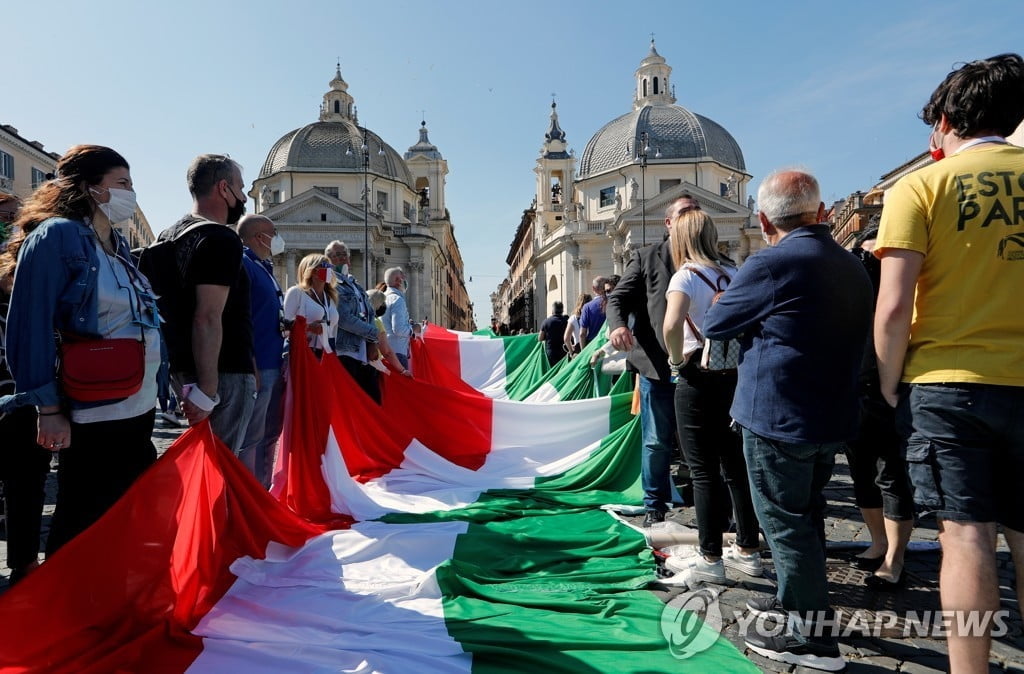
top-left (562, 292), bottom-right (591, 358)
top-left (366, 289), bottom-right (412, 377)
top-left (284, 253), bottom-right (339, 356)
top-left (661, 210), bottom-right (761, 587)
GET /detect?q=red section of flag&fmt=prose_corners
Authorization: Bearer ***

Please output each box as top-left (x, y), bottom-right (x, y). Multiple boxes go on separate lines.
top-left (320, 337), bottom-right (494, 482)
top-left (271, 318), bottom-right (347, 523)
top-left (0, 423), bottom-right (324, 674)
top-left (408, 323), bottom-right (479, 396)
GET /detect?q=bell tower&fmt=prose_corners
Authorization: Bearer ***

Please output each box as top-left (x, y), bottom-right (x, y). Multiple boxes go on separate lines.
top-left (404, 119), bottom-right (448, 222)
top-left (534, 100), bottom-right (576, 233)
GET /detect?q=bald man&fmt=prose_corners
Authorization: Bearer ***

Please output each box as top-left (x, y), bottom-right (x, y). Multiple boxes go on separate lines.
top-left (704, 169), bottom-right (872, 669)
top-left (236, 214), bottom-right (285, 487)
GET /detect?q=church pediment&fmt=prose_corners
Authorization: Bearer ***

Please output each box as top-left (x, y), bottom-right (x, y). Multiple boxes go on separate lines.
top-left (261, 187), bottom-right (366, 222)
top-left (617, 181), bottom-right (750, 221)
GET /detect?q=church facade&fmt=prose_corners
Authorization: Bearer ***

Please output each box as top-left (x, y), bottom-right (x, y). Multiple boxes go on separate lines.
top-left (495, 42), bottom-right (762, 331)
top-left (253, 67), bottom-right (473, 330)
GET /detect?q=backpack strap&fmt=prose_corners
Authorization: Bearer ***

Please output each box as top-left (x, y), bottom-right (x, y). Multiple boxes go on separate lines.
top-left (680, 265), bottom-right (729, 343)
top-left (687, 267), bottom-right (728, 292)
top-left (170, 219), bottom-right (218, 242)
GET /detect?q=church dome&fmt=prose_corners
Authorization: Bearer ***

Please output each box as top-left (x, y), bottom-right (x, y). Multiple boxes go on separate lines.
top-left (578, 41), bottom-right (745, 180)
top-left (258, 121), bottom-right (414, 187)
top-left (257, 65), bottom-right (414, 187)
top-left (578, 103), bottom-right (745, 179)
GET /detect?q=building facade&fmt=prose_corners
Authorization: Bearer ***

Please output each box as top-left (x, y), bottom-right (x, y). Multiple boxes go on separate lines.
top-left (495, 42), bottom-right (762, 329)
top-left (253, 67), bottom-right (474, 330)
top-left (0, 124), bottom-right (154, 247)
top-left (833, 119), bottom-right (1024, 248)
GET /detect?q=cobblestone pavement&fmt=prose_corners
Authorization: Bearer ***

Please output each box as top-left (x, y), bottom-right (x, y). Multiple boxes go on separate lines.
top-left (1, 421), bottom-right (1021, 672)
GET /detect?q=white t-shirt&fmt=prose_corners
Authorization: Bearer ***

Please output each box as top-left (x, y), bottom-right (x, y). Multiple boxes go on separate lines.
top-left (566, 314), bottom-right (581, 347)
top-left (665, 262), bottom-right (736, 358)
top-left (284, 286), bottom-right (338, 353)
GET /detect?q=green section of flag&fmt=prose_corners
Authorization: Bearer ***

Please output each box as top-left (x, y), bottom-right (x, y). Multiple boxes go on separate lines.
top-left (495, 327), bottom-right (624, 402)
top-left (439, 510), bottom-right (758, 673)
top-left (383, 393), bottom-right (640, 525)
top-left (502, 336), bottom-right (559, 400)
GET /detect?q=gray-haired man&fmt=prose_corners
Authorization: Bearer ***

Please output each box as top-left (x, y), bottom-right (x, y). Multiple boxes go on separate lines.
top-left (383, 266), bottom-right (412, 370)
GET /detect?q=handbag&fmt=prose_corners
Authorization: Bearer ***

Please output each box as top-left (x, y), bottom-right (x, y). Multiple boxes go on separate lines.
top-left (59, 332), bottom-right (146, 403)
top-left (683, 267), bottom-right (741, 373)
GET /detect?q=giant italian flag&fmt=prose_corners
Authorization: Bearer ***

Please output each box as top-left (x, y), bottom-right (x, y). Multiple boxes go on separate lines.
top-left (0, 320), bottom-right (756, 673)
top-left (412, 324), bottom-right (624, 402)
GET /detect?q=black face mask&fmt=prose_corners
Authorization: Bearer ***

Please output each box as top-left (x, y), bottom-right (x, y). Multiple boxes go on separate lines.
top-left (225, 187), bottom-right (246, 225)
top-left (375, 305), bottom-right (387, 318)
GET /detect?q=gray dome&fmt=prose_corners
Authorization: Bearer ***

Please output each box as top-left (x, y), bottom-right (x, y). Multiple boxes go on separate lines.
top-left (579, 103), bottom-right (745, 179)
top-left (259, 121), bottom-right (414, 187)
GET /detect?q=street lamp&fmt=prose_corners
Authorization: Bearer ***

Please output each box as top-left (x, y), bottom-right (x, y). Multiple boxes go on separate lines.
top-left (346, 127), bottom-right (381, 288)
top-left (635, 131), bottom-right (661, 246)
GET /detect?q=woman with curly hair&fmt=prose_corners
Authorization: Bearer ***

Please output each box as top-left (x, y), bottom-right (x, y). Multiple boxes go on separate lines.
top-left (0, 144), bottom-right (160, 556)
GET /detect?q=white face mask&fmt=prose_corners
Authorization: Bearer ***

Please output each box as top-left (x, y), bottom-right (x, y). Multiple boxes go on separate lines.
top-left (261, 232), bottom-right (285, 256)
top-left (91, 186), bottom-right (137, 223)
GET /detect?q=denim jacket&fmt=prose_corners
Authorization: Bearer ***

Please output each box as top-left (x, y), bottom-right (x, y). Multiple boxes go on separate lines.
top-left (0, 217), bottom-right (133, 412)
top-left (334, 274), bottom-right (378, 354)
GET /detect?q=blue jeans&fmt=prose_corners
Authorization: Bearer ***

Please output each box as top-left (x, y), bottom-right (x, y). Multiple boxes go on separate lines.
top-left (238, 367), bottom-right (285, 488)
top-left (640, 375), bottom-right (683, 512)
top-left (396, 352), bottom-right (409, 370)
top-left (172, 372), bottom-right (256, 455)
top-left (741, 427), bottom-right (842, 614)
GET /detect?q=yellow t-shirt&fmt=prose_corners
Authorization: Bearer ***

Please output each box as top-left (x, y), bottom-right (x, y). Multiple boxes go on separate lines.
top-left (876, 144), bottom-right (1024, 386)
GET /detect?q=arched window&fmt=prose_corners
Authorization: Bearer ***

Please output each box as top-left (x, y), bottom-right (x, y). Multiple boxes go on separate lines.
top-left (653, 77), bottom-right (660, 95)
top-left (334, 100), bottom-right (340, 113)
top-left (548, 275), bottom-right (558, 291)
top-left (642, 79), bottom-right (648, 97)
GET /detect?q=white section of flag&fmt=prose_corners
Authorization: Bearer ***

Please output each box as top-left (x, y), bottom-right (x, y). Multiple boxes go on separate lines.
top-left (187, 521), bottom-right (472, 674)
top-left (322, 396), bottom-right (613, 521)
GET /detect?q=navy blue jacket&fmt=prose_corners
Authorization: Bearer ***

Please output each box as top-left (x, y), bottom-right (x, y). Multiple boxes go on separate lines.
top-left (704, 225), bottom-right (872, 444)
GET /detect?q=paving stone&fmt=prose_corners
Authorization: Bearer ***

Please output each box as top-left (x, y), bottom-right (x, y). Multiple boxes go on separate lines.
top-left (743, 648), bottom-right (792, 672)
top-left (842, 657), bottom-right (901, 673)
top-left (898, 655), bottom-right (951, 673)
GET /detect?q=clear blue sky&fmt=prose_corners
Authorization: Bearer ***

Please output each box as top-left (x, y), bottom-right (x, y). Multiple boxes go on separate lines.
top-left (5, 1), bottom-right (1021, 326)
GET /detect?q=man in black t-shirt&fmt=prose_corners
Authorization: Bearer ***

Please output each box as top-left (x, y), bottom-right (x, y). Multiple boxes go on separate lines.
top-left (161, 154), bottom-right (255, 454)
top-left (538, 302), bottom-right (569, 367)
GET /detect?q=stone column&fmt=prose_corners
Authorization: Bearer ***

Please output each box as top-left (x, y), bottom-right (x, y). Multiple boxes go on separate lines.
top-left (407, 259), bottom-right (425, 324)
top-left (285, 251), bottom-right (298, 288)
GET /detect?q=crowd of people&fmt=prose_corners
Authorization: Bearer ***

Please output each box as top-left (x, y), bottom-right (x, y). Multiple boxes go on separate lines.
top-left (0, 152), bottom-right (416, 585)
top-left (0, 51), bottom-right (1021, 674)
top-left (599, 53), bottom-right (1024, 673)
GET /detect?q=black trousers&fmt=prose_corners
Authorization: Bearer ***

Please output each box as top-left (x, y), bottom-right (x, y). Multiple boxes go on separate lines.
top-left (46, 409), bottom-right (156, 556)
top-left (339, 355), bottom-right (382, 405)
top-left (0, 407), bottom-right (51, 569)
top-left (846, 388), bottom-right (915, 520)
top-left (673, 363), bottom-right (760, 556)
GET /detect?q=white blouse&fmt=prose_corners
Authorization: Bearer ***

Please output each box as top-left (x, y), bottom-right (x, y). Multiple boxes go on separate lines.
top-left (284, 286), bottom-right (338, 353)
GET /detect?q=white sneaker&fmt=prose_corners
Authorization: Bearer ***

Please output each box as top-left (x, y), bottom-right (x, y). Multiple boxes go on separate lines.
top-left (664, 552), bottom-right (726, 588)
top-left (159, 411), bottom-right (178, 424)
top-left (722, 543), bottom-right (763, 577)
